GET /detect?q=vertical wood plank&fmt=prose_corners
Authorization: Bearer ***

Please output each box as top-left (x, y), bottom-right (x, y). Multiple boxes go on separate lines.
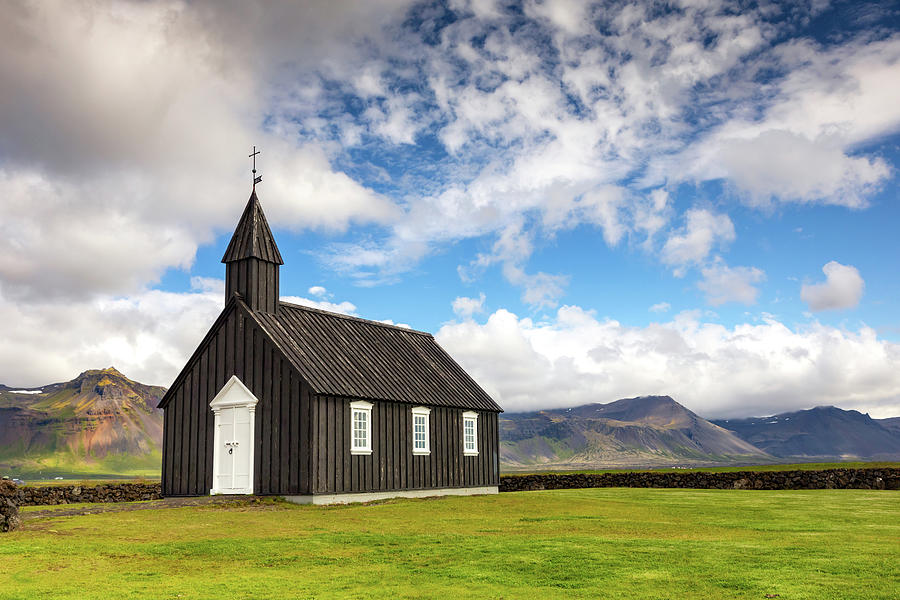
top-left (327, 396), bottom-right (335, 492)
top-left (279, 358), bottom-right (289, 494)
top-left (197, 347), bottom-right (209, 493)
top-left (317, 396), bottom-right (327, 493)
top-left (493, 413), bottom-right (500, 485)
top-left (453, 409), bottom-right (460, 488)
top-left (177, 382), bottom-right (188, 495)
top-left (341, 400), bottom-right (350, 493)
top-left (401, 406), bottom-right (408, 490)
top-left (384, 402), bottom-right (390, 491)
top-left (269, 348), bottom-right (279, 494)
top-left (377, 402), bottom-right (385, 490)
top-left (162, 407), bottom-right (172, 494)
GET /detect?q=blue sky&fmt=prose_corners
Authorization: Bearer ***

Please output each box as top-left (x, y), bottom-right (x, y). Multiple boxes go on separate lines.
top-left (1, 0), bottom-right (898, 418)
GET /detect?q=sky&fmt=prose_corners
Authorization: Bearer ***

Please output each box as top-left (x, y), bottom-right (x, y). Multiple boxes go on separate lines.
top-left (1, 0), bottom-right (899, 419)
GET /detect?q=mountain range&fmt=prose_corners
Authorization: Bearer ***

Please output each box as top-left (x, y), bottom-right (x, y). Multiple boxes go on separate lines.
top-left (1, 369), bottom-right (898, 477)
top-left (500, 396), bottom-right (771, 469)
top-left (711, 407), bottom-right (900, 460)
top-left (0, 367), bottom-right (164, 478)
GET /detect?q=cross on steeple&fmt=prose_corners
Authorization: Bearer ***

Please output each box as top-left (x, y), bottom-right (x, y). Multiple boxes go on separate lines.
top-left (249, 146), bottom-right (262, 189)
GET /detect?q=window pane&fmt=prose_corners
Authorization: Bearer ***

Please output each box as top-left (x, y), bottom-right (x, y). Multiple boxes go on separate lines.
top-left (413, 414), bottom-right (427, 450)
top-left (353, 410), bottom-right (368, 448)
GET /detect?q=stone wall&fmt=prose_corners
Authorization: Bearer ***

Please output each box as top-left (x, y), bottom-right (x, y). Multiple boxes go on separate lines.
top-left (499, 468), bottom-right (900, 492)
top-left (7, 482), bottom-right (163, 507)
top-left (0, 480), bottom-right (20, 532)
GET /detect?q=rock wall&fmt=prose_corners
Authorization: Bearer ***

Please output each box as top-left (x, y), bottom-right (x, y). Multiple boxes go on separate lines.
top-left (499, 468), bottom-right (900, 492)
top-left (7, 482), bottom-right (163, 507)
top-left (0, 480), bottom-right (20, 532)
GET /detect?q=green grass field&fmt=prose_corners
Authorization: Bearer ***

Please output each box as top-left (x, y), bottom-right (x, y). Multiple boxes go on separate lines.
top-left (506, 461), bottom-right (900, 475)
top-left (2, 488), bottom-right (898, 599)
top-left (0, 449), bottom-right (163, 481)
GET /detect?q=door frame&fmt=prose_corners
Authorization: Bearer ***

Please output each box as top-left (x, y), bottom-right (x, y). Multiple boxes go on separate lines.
top-left (209, 375), bottom-right (259, 495)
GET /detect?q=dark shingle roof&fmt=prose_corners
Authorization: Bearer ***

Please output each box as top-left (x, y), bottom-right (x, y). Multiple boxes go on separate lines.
top-left (253, 302), bottom-right (502, 412)
top-left (221, 191), bottom-right (284, 264)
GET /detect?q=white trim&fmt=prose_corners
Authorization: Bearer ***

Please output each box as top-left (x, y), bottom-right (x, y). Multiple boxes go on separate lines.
top-left (283, 486), bottom-right (499, 505)
top-left (210, 375), bottom-right (260, 410)
top-left (209, 375), bottom-right (258, 496)
top-left (462, 411), bottom-right (479, 456)
top-left (350, 400), bottom-right (373, 455)
top-left (411, 406), bottom-right (431, 455)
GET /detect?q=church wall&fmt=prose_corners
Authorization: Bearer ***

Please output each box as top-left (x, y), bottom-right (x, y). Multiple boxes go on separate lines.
top-left (308, 395), bottom-right (500, 495)
top-left (226, 257), bottom-right (279, 314)
top-left (162, 305), bottom-right (312, 496)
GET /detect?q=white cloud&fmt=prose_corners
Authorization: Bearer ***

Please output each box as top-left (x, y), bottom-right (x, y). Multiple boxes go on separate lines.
top-left (580, 186), bottom-right (629, 246)
top-left (649, 302), bottom-right (671, 313)
top-left (437, 306), bottom-right (900, 418)
top-left (0, 287), bottom-right (223, 389)
top-left (662, 35), bottom-right (900, 206)
top-left (460, 222), bottom-right (569, 308)
top-left (376, 319), bottom-right (412, 329)
top-left (452, 293), bottom-right (486, 318)
top-left (661, 209), bottom-right (736, 275)
top-left (0, 1), bottom-right (401, 301)
top-left (698, 261), bottom-right (766, 306)
top-left (2, 1), bottom-right (899, 406)
top-left (801, 261), bottom-right (865, 311)
top-left (307, 286), bottom-right (327, 298)
top-left (718, 130), bottom-right (889, 207)
top-left (280, 295), bottom-right (357, 316)
top-left (2, 1), bottom-right (897, 303)
top-left (524, 0), bottom-right (590, 36)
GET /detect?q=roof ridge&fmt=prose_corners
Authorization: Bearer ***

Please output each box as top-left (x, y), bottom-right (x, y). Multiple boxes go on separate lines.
top-left (277, 300), bottom-right (433, 337)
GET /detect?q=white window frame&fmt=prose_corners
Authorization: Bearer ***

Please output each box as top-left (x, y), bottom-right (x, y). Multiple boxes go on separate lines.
top-left (411, 406), bottom-right (431, 455)
top-left (350, 400), bottom-right (373, 455)
top-left (462, 411), bottom-right (479, 456)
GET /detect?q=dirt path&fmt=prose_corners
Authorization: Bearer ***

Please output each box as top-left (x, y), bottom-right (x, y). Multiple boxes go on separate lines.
top-left (21, 496), bottom-right (272, 520)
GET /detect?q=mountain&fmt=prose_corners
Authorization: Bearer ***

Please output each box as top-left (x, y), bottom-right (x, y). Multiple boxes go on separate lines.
top-left (712, 406), bottom-right (900, 460)
top-left (500, 396), bottom-right (770, 469)
top-left (0, 367), bottom-right (165, 478)
top-left (879, 417), bottom-right (900, 435)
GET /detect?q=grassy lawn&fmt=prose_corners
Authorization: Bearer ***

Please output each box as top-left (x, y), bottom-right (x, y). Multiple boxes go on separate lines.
top-left (1, 488), bottom-right (898, 599)
top-left (504, 461), bottom-right (900, 475)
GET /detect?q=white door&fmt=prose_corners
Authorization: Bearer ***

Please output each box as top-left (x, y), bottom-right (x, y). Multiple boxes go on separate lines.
top-left (216, 406), bottom-right (252, 493)
top-left (210, 376), bottom-right (258, 495)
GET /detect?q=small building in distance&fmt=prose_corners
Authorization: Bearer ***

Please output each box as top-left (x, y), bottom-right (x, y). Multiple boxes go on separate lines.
top-left (158, 188), bottom-right (502, 503)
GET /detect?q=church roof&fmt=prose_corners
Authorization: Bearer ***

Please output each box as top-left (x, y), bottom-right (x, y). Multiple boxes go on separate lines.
top-left (253, 301), bottom-right (502, 412)
top-left (221, 190), bottom-right (284, 265)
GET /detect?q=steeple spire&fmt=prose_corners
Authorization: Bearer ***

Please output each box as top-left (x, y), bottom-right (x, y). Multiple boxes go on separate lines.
top-left (222, 190), bottom-right (283, 313)
top-left (222, 191), bottom-right (284, 265)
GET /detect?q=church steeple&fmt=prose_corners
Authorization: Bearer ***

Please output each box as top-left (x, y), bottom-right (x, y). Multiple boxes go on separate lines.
top-left (222, 190), bottom-right (283, 313)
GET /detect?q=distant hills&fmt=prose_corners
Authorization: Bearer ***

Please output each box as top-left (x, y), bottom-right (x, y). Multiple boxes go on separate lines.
top-left (0, 367), bottom-right (164, 478)
top-left (879, 417), bottom-right (900, 435)
top-left (711, 406), bottom-right (900, 460)
top-left (1, 368), bottom-right (898, 478)
top-left (500, 396), bottom-right (770, 469)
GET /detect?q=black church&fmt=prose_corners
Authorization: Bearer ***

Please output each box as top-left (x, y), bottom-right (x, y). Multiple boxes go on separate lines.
top-left (158, 183), bottom-right (502, 503)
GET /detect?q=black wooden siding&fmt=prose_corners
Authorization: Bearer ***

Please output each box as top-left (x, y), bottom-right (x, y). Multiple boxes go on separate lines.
top-left (162, 304), bottom-right (311, 497)
top-left (226, 258), bottom-right (279, 314)
top-left (163, 190), bottom-right (502, 499)
top-left (309, 395), bottom-right (499, 494)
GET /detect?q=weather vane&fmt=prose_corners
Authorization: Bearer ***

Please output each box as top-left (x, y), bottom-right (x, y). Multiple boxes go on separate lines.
top-left (249, 145), bottom-right (262, 189)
